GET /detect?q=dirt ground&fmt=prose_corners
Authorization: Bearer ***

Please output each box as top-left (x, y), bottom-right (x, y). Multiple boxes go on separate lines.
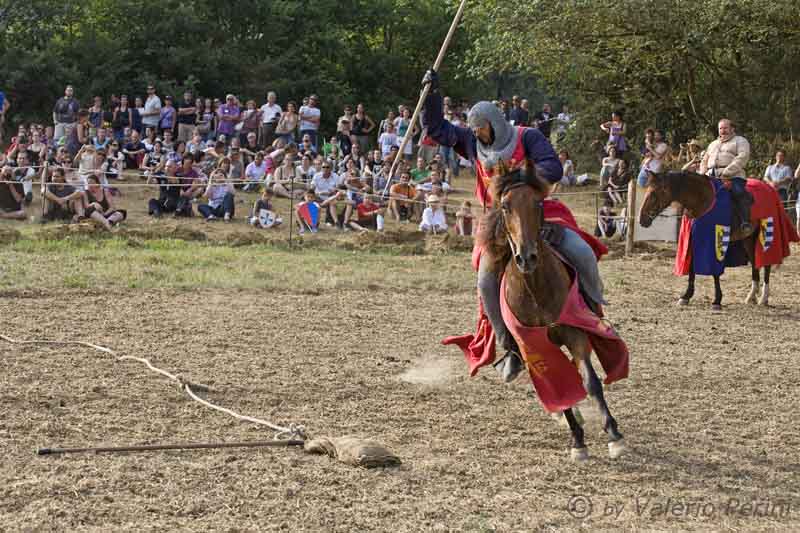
top-left (2, 238), bottom-right (800, 532)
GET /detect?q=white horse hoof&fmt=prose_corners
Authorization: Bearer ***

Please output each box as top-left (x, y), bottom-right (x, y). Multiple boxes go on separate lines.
top-left (571, 447), bottom-right (589, 462)
top-left (758, 299), bottom-right (769, 307)
top-left (677, 298), bottom-right (689, 306)
top-left (744, 295), bottom-right (757, 305)
top-left (608, 439), bottom-right (627, 459)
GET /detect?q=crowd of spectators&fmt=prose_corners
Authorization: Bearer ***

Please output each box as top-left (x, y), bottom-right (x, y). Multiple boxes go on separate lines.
top-left (0, 84), bottom-right (484, 233)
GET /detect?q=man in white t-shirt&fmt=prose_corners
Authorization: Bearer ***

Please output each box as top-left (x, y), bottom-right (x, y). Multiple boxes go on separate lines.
top-left (142, 84), bottom-right (162, 133)
top-left (244, 151), bottom-right (269, 192)
top-left (310, 161), bottom-right (343, 227)
top-left (259, 91), bottom-right (282, 148)
top-left (299, 94), bottom-right (321, 151)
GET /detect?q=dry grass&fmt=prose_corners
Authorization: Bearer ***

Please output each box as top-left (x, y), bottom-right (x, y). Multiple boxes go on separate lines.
top-left (1, 173), bottom-right (800, 532)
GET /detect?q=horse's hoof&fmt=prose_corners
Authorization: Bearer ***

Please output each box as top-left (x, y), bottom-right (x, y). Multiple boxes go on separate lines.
top-left (608, 439), bottom-right (627, 459)
top-left (711, 304), bottom-right (722, 312)
top-left (744, 295), bottom-right (757, 305)
top-left (758, 299), bottom-right (770, 307)
top-left (570, 447), bottom-right (589, 462)
top-left (677, 298), bottom-right (689, 307)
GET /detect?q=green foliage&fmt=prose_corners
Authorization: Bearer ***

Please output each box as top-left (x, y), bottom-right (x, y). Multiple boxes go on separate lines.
top-left (465, 0), bottom-right (800, 171)
top-left (0, 0), bottom-right (492, 133)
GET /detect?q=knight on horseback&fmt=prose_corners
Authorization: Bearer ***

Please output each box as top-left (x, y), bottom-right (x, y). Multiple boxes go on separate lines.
top-left (421, 69), bottom-right (606, 383)
top-left (700, 118), bottom-right (753, 234)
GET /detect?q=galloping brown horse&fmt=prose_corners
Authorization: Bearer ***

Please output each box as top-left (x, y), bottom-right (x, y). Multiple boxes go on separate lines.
top-left (480, 162), bottom-right (626, 461)
top-left (639, 170), bottom-right (773, 309)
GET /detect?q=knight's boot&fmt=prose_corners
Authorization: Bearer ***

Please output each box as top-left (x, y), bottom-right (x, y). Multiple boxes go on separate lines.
top-left (493, 334), bottom-right (525, 383)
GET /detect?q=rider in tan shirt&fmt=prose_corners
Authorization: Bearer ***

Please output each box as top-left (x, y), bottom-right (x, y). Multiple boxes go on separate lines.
top-left (699, 119), bottom-right (752, 232)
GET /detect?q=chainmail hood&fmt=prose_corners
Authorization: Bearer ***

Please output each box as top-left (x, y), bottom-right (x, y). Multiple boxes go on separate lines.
top-left (467, 101), bottom-right (519, 168)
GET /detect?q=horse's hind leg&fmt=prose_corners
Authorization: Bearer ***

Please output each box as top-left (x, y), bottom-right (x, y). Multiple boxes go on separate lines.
top-left (759, 266), bottom-right (771, 306)
top-left (711, 275), bottom-right (723, 311)
top-left (745, 261), bottom-right (760, 305)
top-left (679, 265), bottom-right (695, 306)
top-left (579, 357), bottom-right (627, 459)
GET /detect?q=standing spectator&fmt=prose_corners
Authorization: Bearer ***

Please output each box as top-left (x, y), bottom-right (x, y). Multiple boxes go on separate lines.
top-left (259, 91), bottom-right (282, 147)
top-left (83, 174), bottom-right (126, 230)
top-left (216, 94), bottom-right (241, 143)
top-left (0, 166), bottom-right (26, 220)
top-left (43, 167), bottom-right (84, 222)
top-left (132, 96), bottom-right (145, 135)
top-left (351, 103), bottom-right (376, 154)
top-left (142, 84), bottom-right (162, 135)
top-left (299, 95), bottom-right (321, 150)
top-left (275, 101), bottom-right (299, 144)
top-left (28, 131), bottom-right (48, 166)
top-left (338, 105), bottom-right (354, 132)
top-left (176, 91), bottom-right (197, 142)
top-left (88, 96), bottom-right (104, 132)
top-left (637, 129), bottom-right (669, 186)
top-left (0, 89), bottom-right (8, 145)
top-left (394, 108), bottom-right (416, 161)
top-left (681, 139), bottom-right (705, 172)
top-left (764, 149), bottom-right (793, 202)
top-left (600, 110), bottom-right (628, 156)
top-left (555, 104), bottom-right (572, 144)
top-left (378, 123), bottom-right (399, 159)
top-left (509, 96), bottom-right (528, 126)
top-left (199, 168), bottom-right (236, 222)
top-left (533, 103), bottom-right (554, 140)
top-left (419, 194), bottom-right (447, 233)
top-left (52, 85), bottom-right (80, 143)
top-left (159, 96), bottom-right (176, 136)
top-left (377, 110), bottom-right (397, 143)
top-left (239, 99), bottom-right (260, 145)
top-left (197, 98), bottom-right (215, 140)
top-left (66, 110), bottom-right (91, 158)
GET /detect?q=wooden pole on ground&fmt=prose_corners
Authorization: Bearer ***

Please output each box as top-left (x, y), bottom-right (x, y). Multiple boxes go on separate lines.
top-left (625, 180), bottom-right (636, 255)
top-left (38, 439), bottom-right (305, 456)
top-left (382, 0), bottom-right (468, 197)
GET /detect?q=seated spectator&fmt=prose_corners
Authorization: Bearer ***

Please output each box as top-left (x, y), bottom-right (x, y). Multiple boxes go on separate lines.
top-left (271, 153), bottom-right (304, 199)
top-left (84, 174), bottom-right (126, 230)
top-left (310, 161), bottom-right (341, 226)
top-left (559, 149), bottom-right (576, 187)
top-left (455, 200), bottom-right (474, 236)
top-left (228, 147), bottom-right (245, 184)
top-left (249, 187), bottom-right (282, 228)
top-left (419, 194), bottom-right (447, 234)
top-left (142, 127), bottom-right (158, 152)
top-left (93, 127), bottom-right (110, 151)
top-left (347, 187), bottom-right (385, 232)
top-left (43, 167), bottom-right (84, 222)
top-left (389, 171), bottom-right (416, 223)
top-left (0, 165), bottom-right (26, 220)
top-left (141, 141), bottom-right (167, 179)
top-left (296, 189), bottom-right (322, 234)
top-left (162, 130), bottom-right (175, 153)
top-left (175, 154), bottom-right (203, 217)
top-left (297, 153), bottom-right (315, 184)
top-left (241, 131), bottom-right (262, 164)
top-left (604, 159), bottom-right (629, 205)
top-left (187, 131), bottom-right (205, 154)
top-left (122, 130), bottom-right (146, 170)
top-left (199, 169), bottom-right (235, 222)
top-left (599, 146), bottom-right (620, 189)
top-left (105, 141), bottom-right (124, 180)
top-left (410, 156), bottom-right (430, 184)
top-left (147, 160), bottom-right (182, 217)
top-left (595, 199), bottom-right (617, 238)
top-left (243, 150), bottom-right (268, 192)
top-left (298, 134), bottom-right (317, 158)
top-left (341, 142), bottom-right (365, 174)
top-left (12, 151), bottom-right (35, 204)
top-left (764, 149), bottom-right (793, 202)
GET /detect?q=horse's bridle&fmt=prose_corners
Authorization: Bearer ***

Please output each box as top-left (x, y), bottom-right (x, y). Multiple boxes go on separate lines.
top-left (500, 182), bottom-right (545, 259)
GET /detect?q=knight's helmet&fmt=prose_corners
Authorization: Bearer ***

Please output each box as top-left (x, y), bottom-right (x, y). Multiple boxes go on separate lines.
top-left (467, 101), bottom-right (518, 168)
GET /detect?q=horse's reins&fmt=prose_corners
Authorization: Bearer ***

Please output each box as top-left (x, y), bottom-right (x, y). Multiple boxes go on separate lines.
top-left (500, 182), bottom-right (545, 303)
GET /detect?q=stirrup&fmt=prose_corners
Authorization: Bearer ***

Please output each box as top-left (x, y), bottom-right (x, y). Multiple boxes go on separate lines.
top-left (493, 350), bottom-right (525, 383)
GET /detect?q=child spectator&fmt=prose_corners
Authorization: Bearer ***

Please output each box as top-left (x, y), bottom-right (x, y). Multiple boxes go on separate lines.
top-left (249, 187), bottom-right (282, 228)
top-left (296, 189), bottom-right (321, 234)
top-left (199, 169), bottom-right (235, 222)
top-left (378, 123), bottom-right (398, 159)
top-left (595, 199), bottom-right (617, 238)
top-left (347, 187), bottom-right (385, 232)
top-left (455, 200), bottom-right (474, 236)
top-left (419, 194), bottom-right (447, 234)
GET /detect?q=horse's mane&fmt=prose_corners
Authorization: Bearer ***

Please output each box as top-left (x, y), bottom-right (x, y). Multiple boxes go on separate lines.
top-left (648, 169), bottom-right (707, 197)
top-left (477, 160), bottom-right (548, 271)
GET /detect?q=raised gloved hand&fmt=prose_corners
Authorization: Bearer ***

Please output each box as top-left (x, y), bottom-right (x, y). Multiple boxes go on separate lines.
top-left (421, 69), bottom-right (439, 92)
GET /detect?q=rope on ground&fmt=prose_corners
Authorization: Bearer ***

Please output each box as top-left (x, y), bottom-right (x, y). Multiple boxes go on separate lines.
top-left (0, 333), bottom-right (306, 440)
